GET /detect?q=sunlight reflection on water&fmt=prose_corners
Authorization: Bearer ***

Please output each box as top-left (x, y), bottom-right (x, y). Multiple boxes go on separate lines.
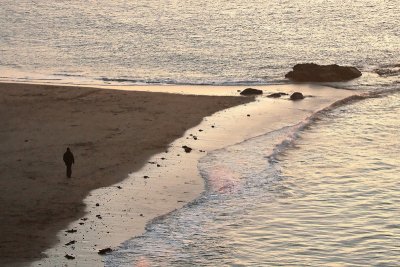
top-left (106, 92), bottom-right (399, 266)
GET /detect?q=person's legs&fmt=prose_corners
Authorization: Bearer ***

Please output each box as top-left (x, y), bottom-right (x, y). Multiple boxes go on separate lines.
top-left (66, 164), bottom-right (72, 178)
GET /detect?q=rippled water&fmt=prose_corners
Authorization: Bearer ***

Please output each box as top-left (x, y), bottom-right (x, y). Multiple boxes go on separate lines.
top-left (2, 1), bottom-right (399, 266)
top-left (105, 92), bottom-right (399, 266)
top-left (0, 0), bottom-right (399, 86)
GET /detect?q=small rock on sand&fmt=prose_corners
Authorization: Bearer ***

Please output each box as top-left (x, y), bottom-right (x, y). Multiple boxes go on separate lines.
top-left (182, 145), bottom-right (192, 153)
top-left (98, 248), bottom-right (112, 255)
top-left (65, 254), bottom-right (75, 260)
top-left (65, 240), bottom-right (76, 246)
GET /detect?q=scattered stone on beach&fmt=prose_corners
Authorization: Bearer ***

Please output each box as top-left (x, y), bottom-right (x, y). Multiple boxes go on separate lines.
top-left (95, 203), bottom-right (100, 207)
top-left (211, 125), bottom-right (215, 128)
top-left (117, 185), bottom-right (122, 189)
top-left (98, 248), bottom-right (113, 255)
top-left (267, 92), bottom-right (288, 98)
top-left (65, 240), bottom-right (76, 246)
top-left (96, 214), bottom-right (102, 219)
top-left (247, 114), bottom-right (250, 117)
top-left (139, 213), bottom-right (144, 217)
top-left (65, 229), bottom-right (77, 234)
top-left (285, 63), bottom-right (362, 82)
top-left (65, 254), bottom-right (75, 260)
top-left (199, 129), bottom-right (203, 132)
top-left (290, 92), bottom-right (305, 100)
top-left (143, 175), bottom-right (149, 179)
top-left (157, 164), bottom-right (161, 167)
top-left (182, 145), bottom-right (192, 153)
top-left (240, 88), bottom-right (263, 95)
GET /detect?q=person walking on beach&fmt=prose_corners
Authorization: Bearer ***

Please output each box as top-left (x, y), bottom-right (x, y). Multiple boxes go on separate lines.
top-left (63, 147), bottom-right (75, 178)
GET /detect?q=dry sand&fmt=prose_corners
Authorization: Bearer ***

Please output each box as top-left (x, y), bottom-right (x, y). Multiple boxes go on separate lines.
top-left (0, 83), bottom-right (253, 266)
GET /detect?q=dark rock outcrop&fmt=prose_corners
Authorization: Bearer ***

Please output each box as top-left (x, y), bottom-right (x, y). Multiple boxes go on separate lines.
top-left (290, 92), bottom-right (304, 100)
top-left (240, 88), bottom-right (263, 95)
top-left (267, 92), bottom-right (288, 98)
top-left (285, 63), bottom-right (362, 82)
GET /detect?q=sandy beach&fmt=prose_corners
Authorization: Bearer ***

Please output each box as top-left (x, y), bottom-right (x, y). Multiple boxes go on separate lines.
top-left (0, 82), bottom-right (356, 266)
top-left (0, 82), bottom-right (254, 266)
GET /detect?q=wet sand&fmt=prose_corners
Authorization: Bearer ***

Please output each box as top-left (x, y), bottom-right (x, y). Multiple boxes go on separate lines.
top-left (25, 83), bottom-right (355, 266)
top-left (0, 83), bottom-right (253, 266)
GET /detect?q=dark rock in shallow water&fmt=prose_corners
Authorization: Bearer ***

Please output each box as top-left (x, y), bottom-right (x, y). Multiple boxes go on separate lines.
top-left (290, 92), bottom-right (304, 100)
top-left (240, 88), bottom-right (263, 95)
top-left (285, 63), bottom-right (362, 82)
top-left (267, 92), bottom-right (288, 98)
top-left (65, 254), bottom-right (75, 260)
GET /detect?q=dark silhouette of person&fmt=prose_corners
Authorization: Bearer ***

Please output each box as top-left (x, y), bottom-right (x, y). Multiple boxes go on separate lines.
top-left (63, 147), bottom-right (75, 178)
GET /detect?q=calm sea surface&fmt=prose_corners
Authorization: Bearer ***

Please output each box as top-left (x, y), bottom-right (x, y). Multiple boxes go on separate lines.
top-left (0, 0), bottom-right (399, 87)
top-left (1, 1), bottom-right (399, 266)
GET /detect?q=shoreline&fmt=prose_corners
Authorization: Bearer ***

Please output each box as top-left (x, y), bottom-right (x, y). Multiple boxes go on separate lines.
top-left (0, 82), bottom-right (356, 266)
top-left (34, 82), bottom-right (354, 266)
top-left (0, 82), bottom-right (253, 266)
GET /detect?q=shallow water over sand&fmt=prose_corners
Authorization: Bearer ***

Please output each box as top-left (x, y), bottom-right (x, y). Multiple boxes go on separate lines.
top-left (105, 92), bottom-right (399, 266)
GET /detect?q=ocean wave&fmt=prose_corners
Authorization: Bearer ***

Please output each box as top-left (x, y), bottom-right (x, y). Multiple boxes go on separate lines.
top-left (104, 82), bottom-right (399, 266)
top-left (374, 64), bottom-right (400, 77)
top-left (97, 76), bottom-right (288, 86)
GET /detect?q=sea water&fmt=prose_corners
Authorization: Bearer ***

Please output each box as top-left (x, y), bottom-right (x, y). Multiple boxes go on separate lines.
top-left (104, 90), bottom-right (400, 267)
top-left (1, 1), bottom-right (399, 266)
top-left (0, 0), bottom-right (399, 87)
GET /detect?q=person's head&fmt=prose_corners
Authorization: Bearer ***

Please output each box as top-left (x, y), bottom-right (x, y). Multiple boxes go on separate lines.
top-left (67, 147), bottom-right (70, 151)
